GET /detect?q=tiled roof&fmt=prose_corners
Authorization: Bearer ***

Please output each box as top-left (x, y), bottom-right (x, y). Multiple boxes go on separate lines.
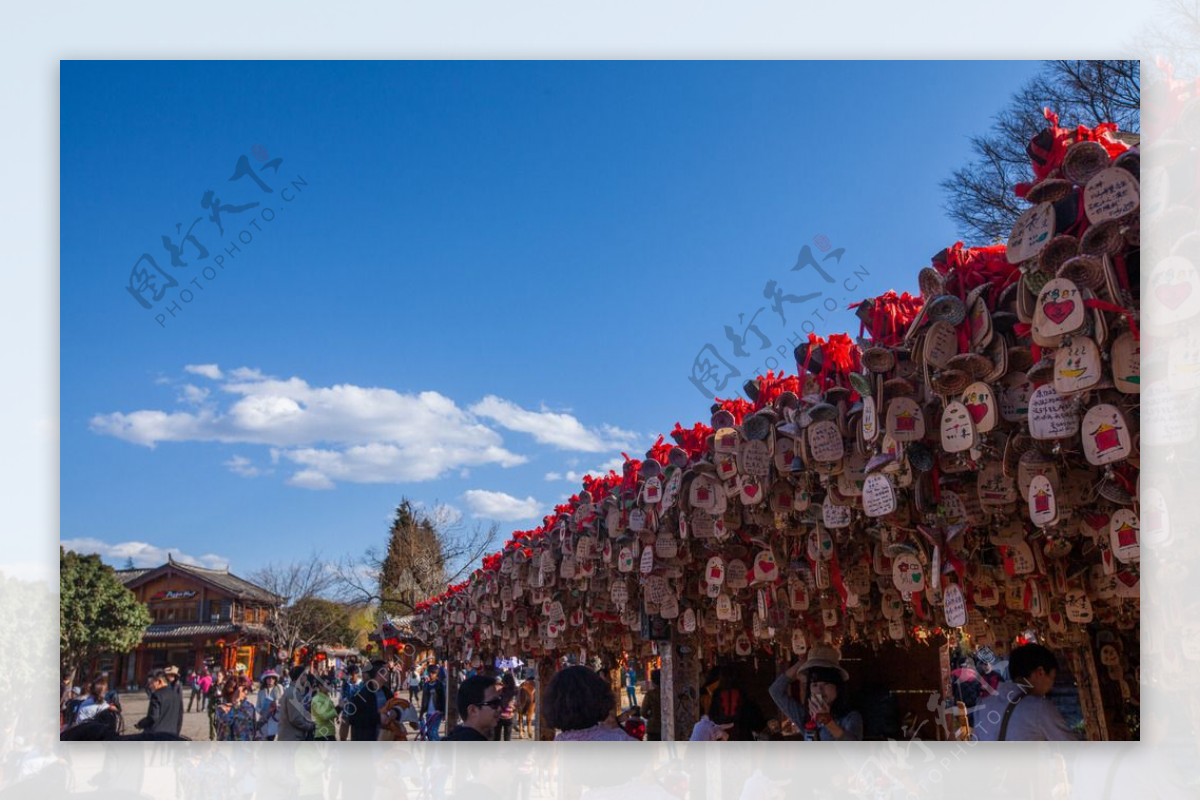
top-left (120, 556), bottom-right (282, 604)
top-left (168, 560), bottom-right (281, 604)
top-left (143, 622), bottom-right (273, 640)
top-left (144, 623), bottom-right (237, 639)
top-left (116, 568), bottom-right (151, 585)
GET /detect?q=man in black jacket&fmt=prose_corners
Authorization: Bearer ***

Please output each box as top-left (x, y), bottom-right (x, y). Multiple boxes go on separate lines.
top-left (445, 675), bottom-right (502, 741)
top-left (419, 671), bottom-right (447, 741)
top-left (344, 662), bottom-right (383, 741)
top-left (136, 669), bottom-right (183, 736)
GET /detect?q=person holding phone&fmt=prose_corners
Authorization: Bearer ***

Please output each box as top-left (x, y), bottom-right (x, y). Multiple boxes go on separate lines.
top-left (768, 644), bottom-right (863, 741)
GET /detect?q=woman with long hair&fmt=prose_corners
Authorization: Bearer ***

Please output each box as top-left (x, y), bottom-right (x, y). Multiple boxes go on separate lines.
top-left (493, 672), bottom-right (518, 741)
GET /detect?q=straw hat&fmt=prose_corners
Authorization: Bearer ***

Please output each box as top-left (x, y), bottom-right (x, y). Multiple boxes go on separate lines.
top-left (795, 643), bottom-right (849, 680)
top-left (945, 353), bottom-right (993, 381)
top-left (862, 346), bottom-right (896, 374)
top-left (925, 294), bottom-right (967, 326)
top-left (1113, 148), bottom-right (1139, 179)
top-left (930, 368), bottom-right (970, 396)
top-left (164, 665), bottom-right (180, 677)
top-left (1026, 177), bottom-right (1073, 204)
top-left (918, 267), bottom-right (946, 299)
top-left (1057, 255), bottom-right (1107, 290)
top-left (1079, 220), bottom-right (1125, 256)
top-left (1038, 235), bottom-right (1079, 275)
top-left (1063, 140), bottom-right (1112, 186)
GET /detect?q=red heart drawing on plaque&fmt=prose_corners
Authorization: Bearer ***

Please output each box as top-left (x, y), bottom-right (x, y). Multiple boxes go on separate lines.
top-left (743, 483), bottom-right (759, 498)
top-left (1157, 281), bottom-right (1192, 310)
top-left (1043, 299), bottom-right (1075, 325)
top-left (966, 402), bottom-right (988, 423)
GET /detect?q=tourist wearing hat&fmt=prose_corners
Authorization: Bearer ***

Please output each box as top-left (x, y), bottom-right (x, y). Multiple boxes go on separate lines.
top-left (768, 644), bottom-right (863, 741)
top-left (256, 670), bottom-right (283, 740)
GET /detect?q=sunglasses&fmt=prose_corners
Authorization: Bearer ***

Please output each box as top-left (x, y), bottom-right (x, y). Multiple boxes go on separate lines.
top-left (478, 698), bottom-right (504, 710)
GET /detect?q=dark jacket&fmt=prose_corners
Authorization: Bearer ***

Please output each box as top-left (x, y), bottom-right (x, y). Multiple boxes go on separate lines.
top-left (419, 680), bottom-right (446, 717)
top-left (345, 684), bottom-right (381, 740)
top-left (445, 724), bottom-right (489, 741)
top-left (138, 686), bottom-right (183, 735)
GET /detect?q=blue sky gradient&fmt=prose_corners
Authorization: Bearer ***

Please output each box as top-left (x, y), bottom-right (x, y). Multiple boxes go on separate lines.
top-left (61, 60), bottom-right (1044, 572)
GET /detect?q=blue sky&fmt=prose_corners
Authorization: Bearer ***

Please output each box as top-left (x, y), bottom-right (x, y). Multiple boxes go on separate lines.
top-left (61, 60), bottom-right (1043, 574)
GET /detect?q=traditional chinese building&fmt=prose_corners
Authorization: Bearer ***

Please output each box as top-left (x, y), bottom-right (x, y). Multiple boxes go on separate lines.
top-left (113, 555), bottom-right (281, 687)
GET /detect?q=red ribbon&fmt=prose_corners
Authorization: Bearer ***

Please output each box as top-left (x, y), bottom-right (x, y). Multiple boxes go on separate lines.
top-left (1084, 298), bottom-right (1140, 341)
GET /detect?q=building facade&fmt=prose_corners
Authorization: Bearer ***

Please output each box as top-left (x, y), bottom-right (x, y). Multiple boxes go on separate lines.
top-left (113, 555), bottom-right (281, 687)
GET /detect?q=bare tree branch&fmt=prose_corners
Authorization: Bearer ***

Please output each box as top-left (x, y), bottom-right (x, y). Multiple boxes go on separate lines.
top-left (943, 60), bottom-right (1140, 244)
top-left (333, 500), bottom-right (499, 620)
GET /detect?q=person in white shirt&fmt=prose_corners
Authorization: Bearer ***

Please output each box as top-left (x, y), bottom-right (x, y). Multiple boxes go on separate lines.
top-left (971, 643), bottom-right (1079, 741)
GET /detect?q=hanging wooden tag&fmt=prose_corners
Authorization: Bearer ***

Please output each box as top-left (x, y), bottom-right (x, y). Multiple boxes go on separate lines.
top-left (808, 419), bottom-right (844, 462)
top-left (1084, 167), bottom-right (1140, 223)
top-left (726, 559), bottom-right (749, 590)
top-left (716, 593), bottom-right (733, 620)
top-left (977, 460), bottom-right (1018, 506)
top-left (892, 552), bottom-right (926, 594)
top-left (924, 320), bottom-right (959, 369)
top-left (689, 474), bottom-right (720, 511)
top-left (738, 474), bottom-right (766, 506)
top-left (705, 555), bottom-right (725, 588)
top-left (940, 400), bottom-right (977, 453)
top-left (680, 607), bottom-right (696, 633)
top-left (1028, 474), bottom-right (1058, 527)
top-left (886, 397), bottom-right (925, 442)
top-left (1110, 330), bottom-right (1140, 394)
top-left (959, 381), bottom-right (997, 434)
top-left (822, 495), bottom-right (851, 529)
top-left (642, 476), bottom-right (663, 505)
top-left (740, 438), bottom-right (772, 478)
top-left (1007, 202), bottom-right (1056, 263)
top-left (752, 549), bottom-right (779, 583)
top-left (1109, 508), bottom-right (1139, 563)
top-left (1065, 589), bottom-right (1094, 623)
top-left (972, 573), bottom-right (1000, 608)
top-left (714, 427), bottom-right (740, 454)
top-left (791, 628), bottom-right (808, 656)
top-left (1054, 337), bottom-right (1103, 394)
top-left (862, 472), bottom-right (897, 518)
top-left (998, 372), bottom-right (1033, 423)
top-left (1033, 278), bottom-right (1086, 346)
top-left (1017, 450), bottom-right (1059, 501)
top-left (1028, 384), bottom-right (1080, 440)
top-left (861, 395), bottom-right (880, 443)
top-left (1082, 403), bottom-right (1133, 465)
top-left (943, 583), bottom-right (967, 628)
top-left (617, 545), bottom-right (635, 573)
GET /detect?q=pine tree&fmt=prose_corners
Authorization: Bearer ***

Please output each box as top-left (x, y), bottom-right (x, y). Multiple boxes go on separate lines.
top-left (378, 500), bottom-right (446, 617)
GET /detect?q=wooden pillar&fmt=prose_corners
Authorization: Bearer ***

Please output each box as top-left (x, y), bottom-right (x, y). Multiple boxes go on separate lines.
top-left (661, 641), bottom-right (676, 741)
top-left (446, 659), bottom-right (459, 730)
top-left (536, 656), bottom-right (556, 741)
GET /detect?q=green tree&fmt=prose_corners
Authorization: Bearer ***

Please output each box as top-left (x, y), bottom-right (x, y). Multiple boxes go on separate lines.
top-left (377, 501), bottom-right (446, 617)
top-left (942, 60), bottom-right (1140, 244)
top-left (59, 548), bottom-right (151, 691)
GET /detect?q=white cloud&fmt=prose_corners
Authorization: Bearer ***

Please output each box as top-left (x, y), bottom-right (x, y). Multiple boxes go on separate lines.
top-left (544, 457), bottom-right (625, 483)
top-left (179, 384), bottom-right (210, 406)
top-left (224, 455), bottom-right (262, 478)
top-left (287, 470), bottom-right (335, 490)
top-left (184, 364), bottom-right (223, 380)
top-left (469, 396), bottom-right (638, 453)
top-left (90, 368), bottom-right (529, 488)
top-left (61, 538), bottom-right (230, 570)
top-left (462, 490), bottom-right (541, 521)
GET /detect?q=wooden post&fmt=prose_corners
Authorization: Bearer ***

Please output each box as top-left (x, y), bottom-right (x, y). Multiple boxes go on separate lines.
top-left (536, 656), bottom-right (556, 741)
top-left (1073, 646), bottom-right (1109, 741)
top-left (446, 659), bottom-right (459, 731)
top-left (661, 640), bottom-right (676, 741)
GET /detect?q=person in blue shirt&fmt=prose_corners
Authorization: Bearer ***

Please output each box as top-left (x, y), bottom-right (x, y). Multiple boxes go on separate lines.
top-left (971, 643), bottom-right (1078, 741)
top-left (623, 665), bottom-right (638, 708)
top-left (768, 644), bottom-right (863, 741)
